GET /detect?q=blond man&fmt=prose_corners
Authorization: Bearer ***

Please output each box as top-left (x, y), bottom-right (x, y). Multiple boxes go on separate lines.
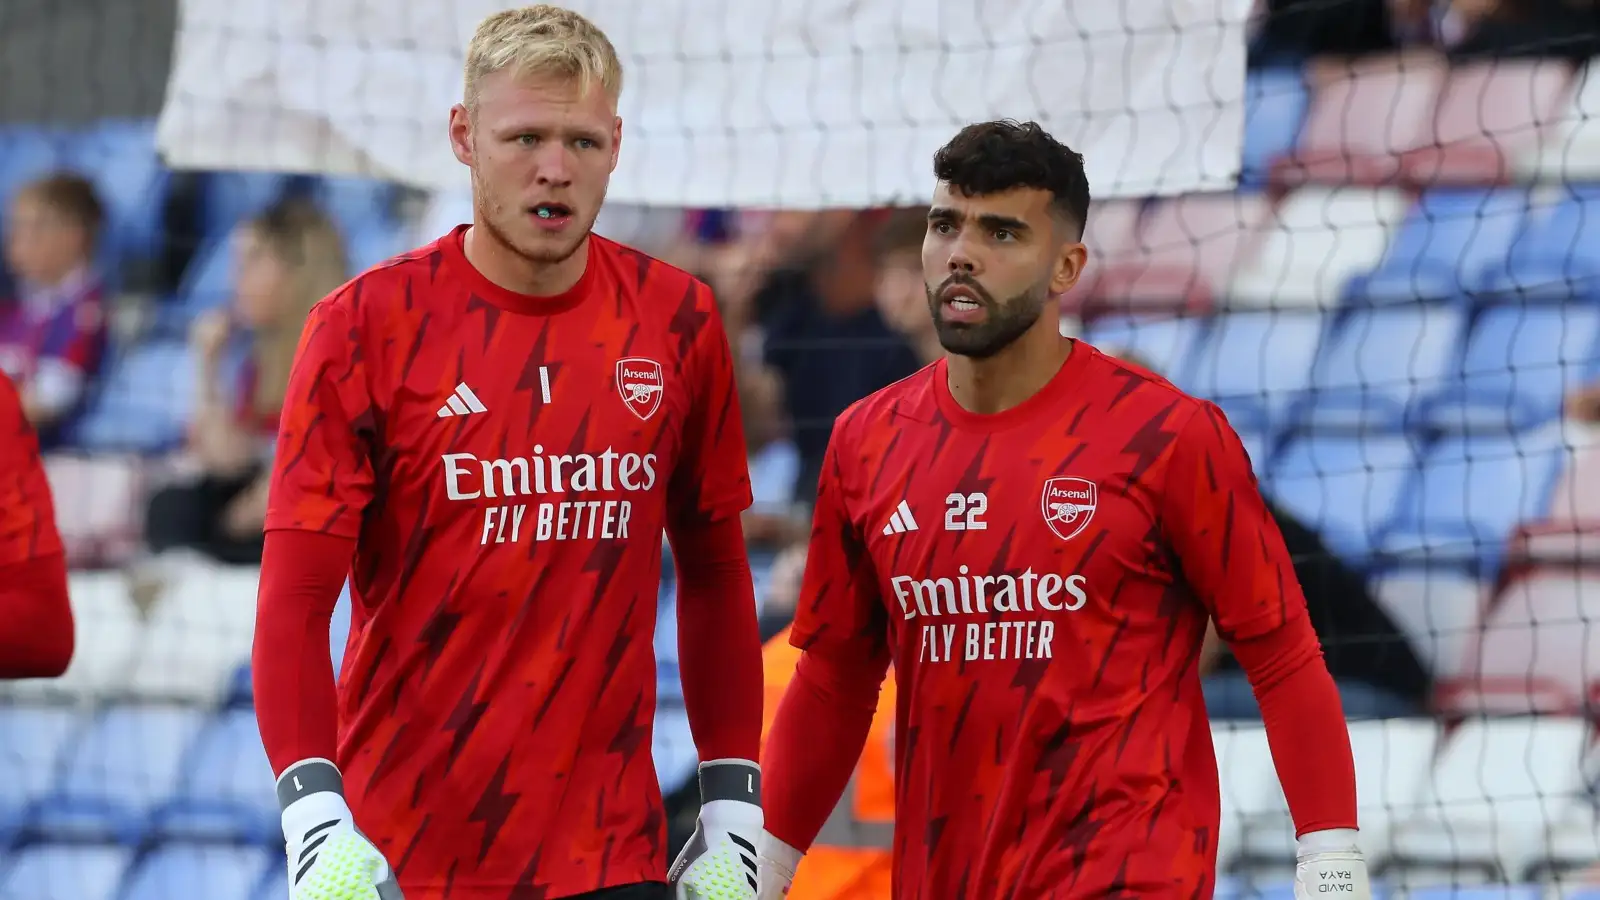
top-left (253, 7), bottom-right (765, 899)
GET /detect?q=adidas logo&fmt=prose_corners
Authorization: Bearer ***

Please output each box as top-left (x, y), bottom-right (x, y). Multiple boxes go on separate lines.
top-left (436, 383), bottom-right (488, 418)
top-left (881, 500), bottom-right (919, 536)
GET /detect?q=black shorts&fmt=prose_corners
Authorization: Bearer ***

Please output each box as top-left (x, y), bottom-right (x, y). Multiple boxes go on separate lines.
top-left (568, 883), bottom-right (671, 900)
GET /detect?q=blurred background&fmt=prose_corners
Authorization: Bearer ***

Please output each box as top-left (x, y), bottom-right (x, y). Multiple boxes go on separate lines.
top-left (5, 0), bottom-right (1600, 897)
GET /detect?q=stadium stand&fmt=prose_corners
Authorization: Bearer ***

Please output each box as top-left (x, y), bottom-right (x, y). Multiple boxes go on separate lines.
top-left (3, 0), bottom-right (1600, 897)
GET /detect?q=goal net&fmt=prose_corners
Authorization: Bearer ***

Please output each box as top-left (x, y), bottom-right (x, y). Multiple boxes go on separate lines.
top-left (1, 0), bottom-right (1598, 896)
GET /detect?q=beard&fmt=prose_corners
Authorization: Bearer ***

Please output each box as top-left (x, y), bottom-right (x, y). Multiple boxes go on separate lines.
top-left (472, 168), bottom-right (593, 267)
top-left (925, 274), bottom-right (1050, 359)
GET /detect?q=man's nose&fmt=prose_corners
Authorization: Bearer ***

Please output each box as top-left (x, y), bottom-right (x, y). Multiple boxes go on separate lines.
top-left (532, 144), bottom-right (575, 185)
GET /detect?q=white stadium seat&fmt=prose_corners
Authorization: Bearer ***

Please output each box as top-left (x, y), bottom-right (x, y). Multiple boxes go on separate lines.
top-left (1373, 572), bottom-right (1488, 676)
top-left (1213, 723), bottom-right (1284, 874)
top-left (1226, 187), bottom-right (1409, 310)
top-left (0, 572), bottom-right (142, 703)
top-left (126, 561), bottom-right (259, 703)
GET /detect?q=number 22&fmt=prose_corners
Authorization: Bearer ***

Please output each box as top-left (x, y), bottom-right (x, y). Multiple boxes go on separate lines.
top-left (944, 492), bottom-right (987, 531)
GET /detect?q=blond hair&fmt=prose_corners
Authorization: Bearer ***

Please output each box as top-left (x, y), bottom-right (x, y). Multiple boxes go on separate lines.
top-left (464, 5), bottom-right (624, 107)
top-left (245, 198), bottom-right (348, 417)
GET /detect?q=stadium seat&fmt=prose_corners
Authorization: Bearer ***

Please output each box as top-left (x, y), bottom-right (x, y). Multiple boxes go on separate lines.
top-left (155, 710), bottom-right (277, 843)
top-left (1438, 569), bottom-right (1600, 714)
top-left (1399, 60), bottom-right (1574, 185)
top-left (1212, 723), bottom-right (1284, 875)
top-left (1477, 186), bottom-right (1600, 301)
top-left (1515, 60), bottom-right (1600, 181)
top-left (1088, 192), bottom-right (1271, 316)
top-left (1265, 434), bottom-right (1420, 563)
top-left (0, 705), bottom-right (83, 840)
top-left (65, 119), bottom-right (169, 267)
top-left (1517, 432), bottom-right (1600, 564)
top-left (1343, 189), bottom-right (1530, 305)
top-left (1188, 310), bottom-right (1329, 432)
top-left (1405, 888), bottom-right (1543, 900)
top-left (0, 844), bottom-right (131, 900)
top-left (345, 221), bottom-right (408, 273)
top-left (1065, 198), bottom-right (1145, 311)
top-left (1301, 304), bottom-right (1468, 432)
top-left (1381, 431), bottom-right (1567, 575)
top-left (255, 856), bottom-right (288, 900)
top-left (72, 341), bottom-right (198, 453)
top-left (0, 126), bottom-right (63, 213)
top-left (1240, 68), bottom-right (1310, 186)
top-left (1371, 572), bottom-right (1487, 673)
top-left (42, 454), bottom-right (144, 567)
top-left (200, 171), bottom-right (292, 239)
top-left (118, 843), bottom-right (271, 900)
top-left (1273, 53), bottom-right (1448, 186)
top-left (128, 561), bottom-right (259, 703)
top-left (1226, 187), bottom-right (1409, 309)
top-left (1080, 314), bottom-right (1208, 386)
top-left (313, 175), bottom-right (398, 235)
top-left (1386, 716), bottom-right (1593, 882)
top-left (171, 235), bottom-right (237, 318)
top-left (1419, 303), bottom-right (1600, 434)
top-left (0, 572), bottom-right (142, 703)
top-left (32, 704), bottom-right (204, 842)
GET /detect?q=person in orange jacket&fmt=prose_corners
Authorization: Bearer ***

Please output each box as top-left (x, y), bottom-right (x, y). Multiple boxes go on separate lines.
top-left (760, 623), bottom-right (895, 899)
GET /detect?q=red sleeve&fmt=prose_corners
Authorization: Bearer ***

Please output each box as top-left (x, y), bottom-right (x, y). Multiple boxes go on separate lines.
top-left (1162, 401), bottom-right (1357, 834)
top-left (787, 426), bottom-right (889, 659)
top-left (0, 553), bottom-right (73, 679)
top-left (666, 283), bottom-right (753, 527)
top-left (668, 514), bottom-right (763, 763)
top-left (0, 372), bottom-right (64, 567)
top-left (763, 646), bottom-right (888, 850)
top-left (265, 297), bottom-right (376, 537)
top-left (252, 528), bottom-right (355, 775)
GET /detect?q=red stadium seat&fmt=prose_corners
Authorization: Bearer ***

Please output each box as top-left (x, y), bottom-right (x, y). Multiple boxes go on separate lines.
top-left (1272, 52), bottom-right (1448, 187)
top-left (1510, 433), bottom-right (1600, 565)
top-left (1400, 60), bottom-right (1576, 186)
top-left (42, 455), bottom-right (145, 568)
top-left (1063, 197), bottom-right (1144, 318)
top-left (1086, 192), bottom-right (1271, 317)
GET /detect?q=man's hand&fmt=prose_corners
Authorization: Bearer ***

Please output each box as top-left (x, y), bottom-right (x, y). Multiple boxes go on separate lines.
top-left (278, 759), bottom-right (403, 900)
top-left (1294, 830), bottom-right (1370, 900)
top-left (669, 759), bottom-right (764, 900)
top-left (754, 831), bottom-right (800, 900)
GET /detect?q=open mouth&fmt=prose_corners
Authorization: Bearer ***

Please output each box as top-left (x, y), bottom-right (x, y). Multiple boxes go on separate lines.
top-left (531, 203), bottom-right (572, 220)
top-left (942, 285), bottom-right (983, 312)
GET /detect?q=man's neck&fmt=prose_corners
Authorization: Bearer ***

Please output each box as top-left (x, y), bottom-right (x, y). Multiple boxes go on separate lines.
top-left (944, 323), bottom-right (1072, 416)
top-left (464, 224), bottom-right (589, 296)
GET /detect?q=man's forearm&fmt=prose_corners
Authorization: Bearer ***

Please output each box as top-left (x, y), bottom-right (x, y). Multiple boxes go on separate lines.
top-left (253, 529), bottom-right (355, 774)
top-left (1231, 617), bottom-right (1359, 835)
top-left (0, 553), bottom-right (73, 678)
top-left (671, 515), bottom-right (764, 762)
top-left (764, 648), bottom-right (887, 851)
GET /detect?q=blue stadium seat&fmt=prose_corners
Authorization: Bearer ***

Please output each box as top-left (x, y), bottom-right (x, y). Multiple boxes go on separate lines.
top-left (0, 126), bottom-right (63, 214)
top-left (119, 844), bottom-right (271, 900)
top-left (1264, 434), bottom-right (1420, 563)
top-left (65, 119), bottom-right (169, 266)
top-left (1419, 303), bottom-right (1600, 434)
top-left (72, 340), bottom-right (196, 453)
top-left (254, 856), bottom-right (287, 900)
top-left (0, 844), bottom-right (131, 900)
top-left (32, 705), bottom-right (205, 843)
top-left (1240, 69), bottom-right (1309, 186)
top-left (200, 171), bottom-right (293, 239)
top-left (0, 706), bottom-right (82, 840)
top-left (1301, 304), bottom-right (1468, 432)
top-left (172, 236), bottom-right (237, 318)
top-left (1188, 311), bottom-right (1329, 432)
top-left (345, 222), bottom-right (408, 274)
top-left (1406, 888), bottom-right (1543, 900)
top-left (1381, 433), bottom-right (1567, 574)
top-left (1344, 189), bottom-right (1528, 304)
top-left (154, 711), bottom-right (277, 844)
top-left (314, 175), bottom-right (398, 237)
top-left (1081, 315), bottom-right (1209, 386)
top-left (1479, 186), bottom-right (1600, 300)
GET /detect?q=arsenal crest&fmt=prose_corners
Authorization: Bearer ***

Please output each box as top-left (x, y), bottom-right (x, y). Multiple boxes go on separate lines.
top-left (615, 357), bottom-right (665, 421)
top-left (1041, 477), bottom-right (1097, 541)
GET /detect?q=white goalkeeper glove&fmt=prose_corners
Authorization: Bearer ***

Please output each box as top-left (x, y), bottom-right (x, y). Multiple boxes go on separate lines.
top-left (669, 759), bottom-right (764, 900)
top-left (754, 831), bottom-right (801, 899)
top-left (278, 759), bottom-right (404, 900)
top-left (1294, 829), bottom-right (1370, 900)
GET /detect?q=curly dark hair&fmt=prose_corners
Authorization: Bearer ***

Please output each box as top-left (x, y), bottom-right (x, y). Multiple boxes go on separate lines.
top-left (931, 120), bottom-right (1090, 238)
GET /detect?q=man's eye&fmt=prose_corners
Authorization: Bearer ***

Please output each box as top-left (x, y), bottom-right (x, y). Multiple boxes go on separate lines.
top-left (994, 230), bottom-right (1014, 242)
top-left (575, 138), bottom-right (597, 150)
top-left (517, 135), bottom-right (537, 146)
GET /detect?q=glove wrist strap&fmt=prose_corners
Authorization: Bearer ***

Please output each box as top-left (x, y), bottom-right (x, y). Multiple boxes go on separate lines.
top-left (276, 758), bottom-right (345, 811)
top-left (699, 758), bottom-right (761, 805)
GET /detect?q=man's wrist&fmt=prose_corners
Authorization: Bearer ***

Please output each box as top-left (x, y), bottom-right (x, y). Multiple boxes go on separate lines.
top-left (699, 758), bottom-right (761, 806)
top-left (276, 758), bottom-right (345, 810)
top-left (1297, 828), bottom-right (1360, 856)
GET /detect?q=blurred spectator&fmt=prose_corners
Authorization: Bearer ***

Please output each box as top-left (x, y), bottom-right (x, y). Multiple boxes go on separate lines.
top-left (873, 209), bottom-right (941, 366)
top-left (1565, 379), bottom-right (1600, 423)
top-left (0, 172), bottom-right (109, 446)
top-left (144, 198), bottom-right (347, 564)
top-left (756, 542), bottom-right (808, 642)
top-left (739, 364), bottom-right (806, 550)
top-left (745, 212), bottom-right (923, 501)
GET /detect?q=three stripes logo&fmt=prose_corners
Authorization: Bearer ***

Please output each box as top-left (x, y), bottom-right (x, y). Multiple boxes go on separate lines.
top-left (881, 500), bottom-right (919, 536)
top-left (436, 383), bottom-right (488, 418)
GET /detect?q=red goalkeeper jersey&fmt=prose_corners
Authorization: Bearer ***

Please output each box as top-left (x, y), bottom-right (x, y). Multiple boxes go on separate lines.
top-left (790, 341), bottom-right (1308, 898)
top-left (266, 226), bottom-right (752, 898)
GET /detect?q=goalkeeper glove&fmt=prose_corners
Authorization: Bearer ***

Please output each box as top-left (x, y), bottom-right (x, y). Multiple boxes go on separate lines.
top-left (668, 759), bottom-right (764, 900)
top-left (754, 831), bottom-right (801, 899)
top-left (278, 758), bottom-right (404, 900)
top-left (1294, 829), bottom-right (1370, 900)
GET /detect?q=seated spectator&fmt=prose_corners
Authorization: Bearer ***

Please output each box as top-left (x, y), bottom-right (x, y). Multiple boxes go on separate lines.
top-left (145, 198), bottom-right (347, 564)
top-left (740, 364), bottom-right (806, 551)
top-left (0, 172), bottom-right (109, 446)
top-left (1565, 379), bottom-right (1600, 423)
top-left (872, 209), bottom-right (942, 366)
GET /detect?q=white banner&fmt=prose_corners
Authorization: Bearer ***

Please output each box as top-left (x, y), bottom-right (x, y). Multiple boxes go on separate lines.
top-left (156, 0), bottom-right (1252, 207)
